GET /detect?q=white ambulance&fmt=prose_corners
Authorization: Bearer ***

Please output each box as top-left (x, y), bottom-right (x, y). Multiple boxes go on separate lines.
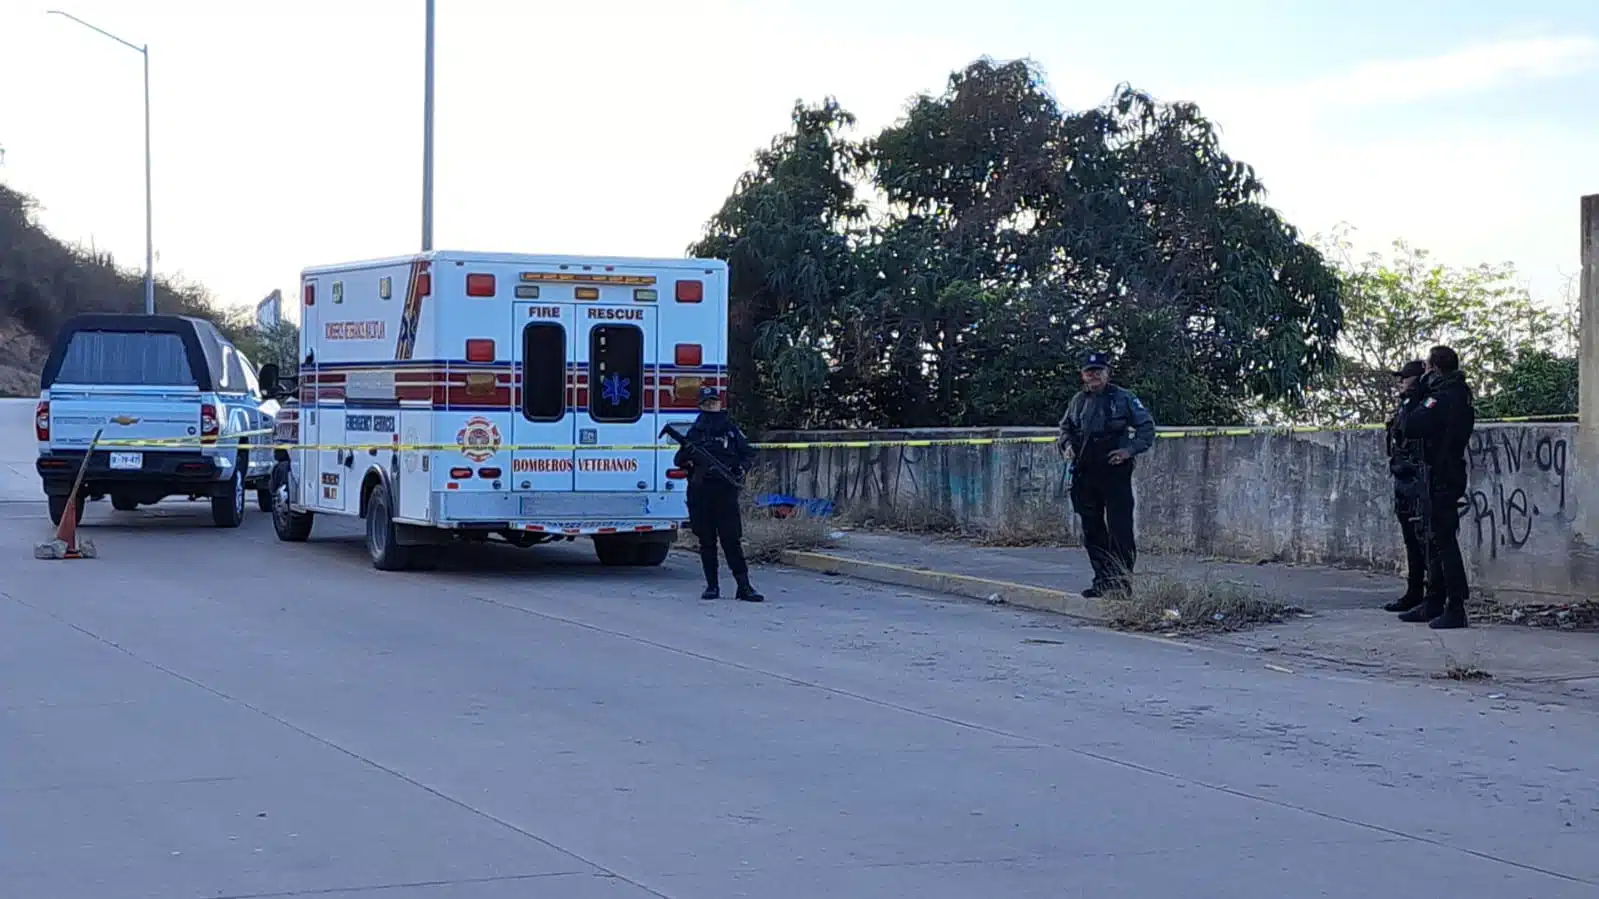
top-left (259, 251), bottom-right (728, 571)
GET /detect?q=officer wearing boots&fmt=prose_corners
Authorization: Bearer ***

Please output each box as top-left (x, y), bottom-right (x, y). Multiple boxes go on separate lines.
top-left (674, 387), bottom-right (764, 602)
top-left (1057, 352), bottom-right (1156, 598)
top-left (1394, 345), bottom-right (1475, 629)
top-left (1383, 359), bottom-right (1430, 613)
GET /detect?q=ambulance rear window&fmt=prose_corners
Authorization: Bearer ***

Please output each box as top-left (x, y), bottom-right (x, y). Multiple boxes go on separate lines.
top-left (589, 325), bottom-right (643, 423)
top-left (522, 322), bottom-right (566, 422)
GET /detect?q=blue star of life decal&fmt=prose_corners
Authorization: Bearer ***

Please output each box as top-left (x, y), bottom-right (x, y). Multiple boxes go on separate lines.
top-left (601, 372), bottom-right (631, 406)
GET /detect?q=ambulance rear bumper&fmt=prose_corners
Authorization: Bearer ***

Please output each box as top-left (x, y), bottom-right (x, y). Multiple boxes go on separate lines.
top-left (428, 489), bottom-right (687, 533)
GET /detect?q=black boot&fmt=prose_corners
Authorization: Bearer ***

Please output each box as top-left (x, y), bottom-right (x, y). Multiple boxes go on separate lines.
top-left (735, 579), bottom-right (764, 602)
top-left (1398, 595), bottom-right (1444, 622)
top-left (1383, 588), bottom-right (1425, 613)
top-left (1428, 599), bottom-right (1468, 630)
top-left (701, 584), bottom-right (720, 600)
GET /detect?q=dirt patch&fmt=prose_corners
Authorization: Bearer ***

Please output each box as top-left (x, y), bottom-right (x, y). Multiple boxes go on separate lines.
top-left (1468, 596), bottom-right (1599, 631)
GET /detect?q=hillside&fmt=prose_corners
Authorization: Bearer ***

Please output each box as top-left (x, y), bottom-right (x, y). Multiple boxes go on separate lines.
top-left (0, 182), bottom-right (278, 396)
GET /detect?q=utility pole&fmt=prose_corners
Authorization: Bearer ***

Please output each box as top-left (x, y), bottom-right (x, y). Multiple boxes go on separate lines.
top-left (421, 0), bottom-right (435, 253)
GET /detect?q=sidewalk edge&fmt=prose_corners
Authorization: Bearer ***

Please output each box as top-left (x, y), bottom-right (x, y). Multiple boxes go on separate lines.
top-left (779, 550), bottom-right (1107, 622)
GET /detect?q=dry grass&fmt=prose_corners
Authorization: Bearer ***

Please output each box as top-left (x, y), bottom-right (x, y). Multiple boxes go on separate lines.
top-left (677, 466), bottom-right (838, 564)
top-left (1467, 594), bottom-right (1599, 631)
top-left (1105, 572), bottom-right (1295, 634)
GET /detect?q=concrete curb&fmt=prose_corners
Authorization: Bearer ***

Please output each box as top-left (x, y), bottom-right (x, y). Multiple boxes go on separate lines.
top-left (779, 550), bottom-right (1109, 622)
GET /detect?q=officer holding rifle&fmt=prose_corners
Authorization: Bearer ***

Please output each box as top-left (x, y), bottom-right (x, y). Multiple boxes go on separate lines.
top-left (1390, 345), bottom-right (1475, 629)
top-left (663, 387), bottom-right (764, 603)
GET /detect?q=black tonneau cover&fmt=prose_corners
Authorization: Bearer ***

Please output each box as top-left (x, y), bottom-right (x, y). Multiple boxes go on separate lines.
top-left (41, 314), bottom-right (227, 393)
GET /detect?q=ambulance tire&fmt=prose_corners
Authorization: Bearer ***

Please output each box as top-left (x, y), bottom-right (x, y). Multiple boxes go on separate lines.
top-left (256, 486), bottom-right (273, 513)
top-left (632, 540), bottom-right (670, 567)
top-left (364, 484), bottom-right (414, 571)
top-left (270, 462), bottom-right (315, 542)
top-left (593, 536), bottom-right (632, 567)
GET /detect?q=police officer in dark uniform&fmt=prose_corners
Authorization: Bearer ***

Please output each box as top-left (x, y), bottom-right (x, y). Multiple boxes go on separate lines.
top-left (1383, 359), bottom-right (1430, 613)
top-left (1057, 352), bottom-right (1157, 598)
top-left (1394, 345), bottom-right (1475, 629)
top-left (674, 387), bottom-right (764, 602)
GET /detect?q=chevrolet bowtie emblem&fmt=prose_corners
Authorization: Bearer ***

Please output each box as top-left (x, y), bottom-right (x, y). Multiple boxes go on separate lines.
top-left (110, 415), bottom-right (140, 426)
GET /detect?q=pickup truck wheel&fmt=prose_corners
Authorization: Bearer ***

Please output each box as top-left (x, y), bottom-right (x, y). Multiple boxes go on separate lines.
top-left (111, 494), bottom-right (139, 512)
top-left (48, 493), bottom-right (86, 528)
top-left (270, 462), bottom-right (314, 542)
top-left (211, 456), bottom-right (247, 528)
top-left (256, 486), bottom-right (273, 513)
top-left (593, 535), bottom-right (632, 566)
top-left (365, 485), bottom-right (412, 571)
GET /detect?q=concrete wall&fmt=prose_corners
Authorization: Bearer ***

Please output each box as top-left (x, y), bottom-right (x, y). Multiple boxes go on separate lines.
top-left (759, 424), bottom-right (1596, 601)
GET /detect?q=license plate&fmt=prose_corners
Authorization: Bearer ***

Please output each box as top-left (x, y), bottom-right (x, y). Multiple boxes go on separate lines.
top-left (108, 452), bottom-right (143, 470)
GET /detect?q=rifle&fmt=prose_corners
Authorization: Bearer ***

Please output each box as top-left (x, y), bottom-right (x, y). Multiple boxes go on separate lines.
top-left (1394, 437), bottom-right (1435, 583)
top-left (658, 423), bottom-right (744, 488)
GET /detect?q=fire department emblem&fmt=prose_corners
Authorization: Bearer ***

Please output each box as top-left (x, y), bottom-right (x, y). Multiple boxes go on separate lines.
top-left (456, 416), bottom-right (501, 463)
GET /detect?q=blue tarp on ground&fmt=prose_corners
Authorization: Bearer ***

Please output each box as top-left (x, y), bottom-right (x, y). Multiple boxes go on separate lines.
top-left (754, 494), bottom-right (835, 518)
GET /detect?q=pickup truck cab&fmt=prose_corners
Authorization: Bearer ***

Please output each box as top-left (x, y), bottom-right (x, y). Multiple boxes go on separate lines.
top-left (35, 313), bottom-right (277, 527)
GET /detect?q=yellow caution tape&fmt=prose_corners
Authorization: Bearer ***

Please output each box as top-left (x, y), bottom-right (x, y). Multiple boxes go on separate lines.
top-left (77, 414), bottom-right (1576, 453)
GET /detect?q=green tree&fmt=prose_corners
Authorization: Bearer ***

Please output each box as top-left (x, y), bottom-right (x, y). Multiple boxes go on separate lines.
top-left (1293, 231), bottom-right (1575, 425)
top-left (690, 58), bottom-right (1344, 431)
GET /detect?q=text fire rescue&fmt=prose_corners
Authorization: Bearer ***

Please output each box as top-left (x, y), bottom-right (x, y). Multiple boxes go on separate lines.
top-left (512, 457), bottom-right (640, 473)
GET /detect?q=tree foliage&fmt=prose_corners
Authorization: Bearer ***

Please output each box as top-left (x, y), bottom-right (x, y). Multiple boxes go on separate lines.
top-left (1290, 231), bottom-right (1578, 425)
top-left (691, 58), bottom-right (1344, 432)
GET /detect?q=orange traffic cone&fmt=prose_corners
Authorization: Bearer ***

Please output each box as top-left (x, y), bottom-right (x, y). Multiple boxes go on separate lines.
top-left (35, 428), bottom-right (99, 561)
top-left (55, 494), bottom-right (83, 558)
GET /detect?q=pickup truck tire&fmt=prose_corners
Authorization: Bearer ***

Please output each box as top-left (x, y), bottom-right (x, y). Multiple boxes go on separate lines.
top-left (365, 485), bottom-right (413, 571)
top-left (111, 494), bottom-right (140, 512)
top-left (48, 493), bottom-right (86, 528)
top-left (211, 455), bottom-right (247, 528)
top-left (256, 487), bottom-right (273, 513)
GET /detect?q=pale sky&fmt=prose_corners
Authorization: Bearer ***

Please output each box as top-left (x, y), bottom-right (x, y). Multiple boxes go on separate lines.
top-left (2, 0), bottom-right (1595, 325)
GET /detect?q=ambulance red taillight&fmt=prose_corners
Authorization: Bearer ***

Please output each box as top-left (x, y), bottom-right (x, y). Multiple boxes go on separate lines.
top-left (200, 403), bottom-right (219, 443)
top-left (466, 273), bottom-right (496, 297)
top-left (417, 272), bottom-right (433, 296)
top-left (35, 400), bottom-right (49, 442)
top-left (303, 283), bottom-right (315, 307)
top-left (674, 280), bottom-right (703, 303)
top-left (478, 467), bottom-right (502, 479)
top-left (449, 467), bottom-right (472, 480)
top-left (674, 344), bottom-right (703, 367)
top-left (666, 468), bottom-right (689, 480)
top-left (465, 339), bottom-right (496, 363)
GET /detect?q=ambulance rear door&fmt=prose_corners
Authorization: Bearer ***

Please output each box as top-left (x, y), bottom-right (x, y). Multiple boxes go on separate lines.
top-left (509, 302), bottom-right (576, 492)
top-left (574, 304), bottom-right (655, 491)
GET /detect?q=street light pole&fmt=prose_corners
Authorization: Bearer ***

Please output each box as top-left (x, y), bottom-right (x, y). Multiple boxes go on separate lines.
top-left (421, 0), bottom-right (435, 253)
top-left (47, 9), bottom-right (155, 315)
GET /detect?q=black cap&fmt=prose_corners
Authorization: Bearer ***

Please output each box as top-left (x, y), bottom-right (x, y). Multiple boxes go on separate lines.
top-left (698, 386), bottom-right (722, 405)
top-left (1390, 360), bottom-right (1425, 379)
top-left (1081, 351), bottom-right (1110, 371)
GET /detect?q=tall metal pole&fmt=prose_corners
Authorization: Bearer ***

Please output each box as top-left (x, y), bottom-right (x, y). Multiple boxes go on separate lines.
top-left (47, 10), bottom-right (154, 313)
top-left (421, 0), bottom-right (435, 253)
top-left (142, 45), bottom-right (154, 314)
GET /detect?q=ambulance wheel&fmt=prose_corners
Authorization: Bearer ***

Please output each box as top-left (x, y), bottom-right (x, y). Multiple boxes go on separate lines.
top-left (270, 462), bottom-right (314, 543)
top-left (211, 457), bottom-right (247, 529)
top-left (632, 540), bottom-right (670, 567)
top-left (593, 535), bottom-right (633, 566)
top-left (365, 485), bottom-right (413, 571)
top-left (256, 486), bottom-right (273, 513)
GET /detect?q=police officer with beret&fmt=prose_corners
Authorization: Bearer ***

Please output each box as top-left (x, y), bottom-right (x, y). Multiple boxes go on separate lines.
top-left (673, 387), bottom-right (764, 603)
top-left (1057, 352), bottom-right (1157, 598)
top-left (1383, 359), bottom-right (1430, 613)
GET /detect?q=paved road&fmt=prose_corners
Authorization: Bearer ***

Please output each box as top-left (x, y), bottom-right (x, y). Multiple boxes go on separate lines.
top-left (3, 398), bottom-right (1596, 898)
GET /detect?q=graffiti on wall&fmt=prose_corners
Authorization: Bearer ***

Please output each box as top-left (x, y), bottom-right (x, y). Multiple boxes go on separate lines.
top-left (1465, 429), bottom-right (1568, 558)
